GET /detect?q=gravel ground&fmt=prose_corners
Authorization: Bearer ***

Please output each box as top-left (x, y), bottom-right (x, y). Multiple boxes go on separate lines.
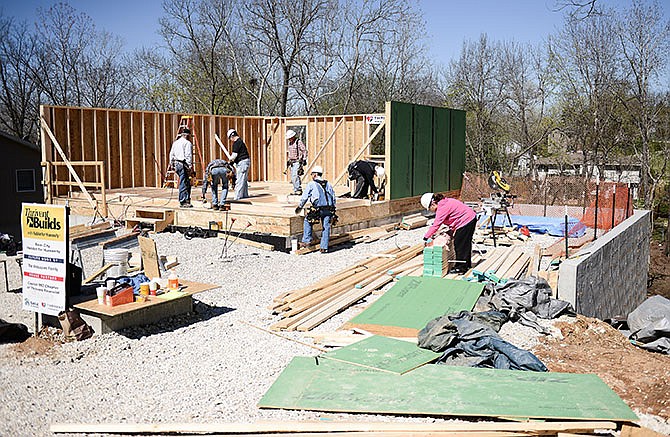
top-left (0, 226), bottom-right (667, 436)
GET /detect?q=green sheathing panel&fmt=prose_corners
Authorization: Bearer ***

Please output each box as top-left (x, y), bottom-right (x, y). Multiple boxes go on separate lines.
top-left (346, 277), bottom-right (483, 334)
top-left (259, 357), bottom-right (638, 421)
top-left (412, 105), bottom-right (433, 196)
top-left (321, 335), bottom-right (440, 375)
top-left (389, 102), bottom-right (413, 199)
top-left (449, 109), bottom-right (466, 191)
top-left (432, 107), bottom-right (451, 193)
top-left (388, 101), bottom-right (465, 199)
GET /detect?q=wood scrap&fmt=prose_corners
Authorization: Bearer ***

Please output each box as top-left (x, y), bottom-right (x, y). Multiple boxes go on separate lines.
top-left (82, 264), bottom-right (114, 285)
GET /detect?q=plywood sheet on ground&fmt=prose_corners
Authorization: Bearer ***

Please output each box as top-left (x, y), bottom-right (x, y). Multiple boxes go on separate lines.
top-left (320, 335), bottom-right (440, 374)
top-left (343, 277), bottom-right (484, 336)
top-left (258, 357), bottom-right (638, 421)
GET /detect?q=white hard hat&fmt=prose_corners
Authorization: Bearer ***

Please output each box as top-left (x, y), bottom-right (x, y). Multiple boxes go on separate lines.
top-left (420, 192), bottom-right (434, 210)
top-left (286, 129), bottom-right (296, 140)
top-left (375, 165), bottom-right (385, 177)
top-left (227, 128), bottom-right (237, 139)
top-left (311, 165), bottom-right (323, 174)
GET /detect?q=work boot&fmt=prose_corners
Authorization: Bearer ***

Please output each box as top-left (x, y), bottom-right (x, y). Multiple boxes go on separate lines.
top-left (180, 202), bottom-right (193, 208)
top-left (212, 204), bottom-right (219, 210)
top-left (320, 248), bottom-right (328, 253)
top-left (298, 242), bottom-right (310, 249)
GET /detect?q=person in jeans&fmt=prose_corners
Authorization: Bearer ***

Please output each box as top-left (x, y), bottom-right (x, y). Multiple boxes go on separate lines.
top-left (169, 127), bottom-right (194, 208)
top-left (201, 159), bottom-right (235, 210)
top-left (286, 129), bottom-right (307, 195)
top-left (420, 192), bottom-right (477, 273)
top-left (295, 165), bottom-right (336, 253)
top-left (227, 129), bottom-right (250, 200)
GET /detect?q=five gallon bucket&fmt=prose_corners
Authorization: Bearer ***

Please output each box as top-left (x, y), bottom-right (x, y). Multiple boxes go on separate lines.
top-left (104, 248), bottom-right (129, 277)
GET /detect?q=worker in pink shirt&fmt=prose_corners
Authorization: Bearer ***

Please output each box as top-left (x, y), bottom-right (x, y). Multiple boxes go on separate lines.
top-left (420, 192), bottom-right (477, 273)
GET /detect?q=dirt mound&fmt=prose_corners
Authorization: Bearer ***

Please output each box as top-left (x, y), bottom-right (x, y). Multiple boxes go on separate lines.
top-left (533, 315), bottom-right (670, 419)
top-left (648, 242), bottom-right (670, 300)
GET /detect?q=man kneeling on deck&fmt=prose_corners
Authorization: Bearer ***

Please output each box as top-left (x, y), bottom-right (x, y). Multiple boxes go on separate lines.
top-left (294, 166), bottom-right (336, 253)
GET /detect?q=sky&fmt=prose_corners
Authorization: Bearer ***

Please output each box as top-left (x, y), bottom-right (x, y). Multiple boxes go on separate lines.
top-left (3, 0), bottom-right (668, 69)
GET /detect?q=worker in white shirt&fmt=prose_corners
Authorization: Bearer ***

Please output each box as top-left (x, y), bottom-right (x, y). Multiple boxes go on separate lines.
top-left (169, 127), bottom-right (194, 208)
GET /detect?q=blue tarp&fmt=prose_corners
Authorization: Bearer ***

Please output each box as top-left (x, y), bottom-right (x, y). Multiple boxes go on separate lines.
top-left (487, 214), bottom-right (586, 237)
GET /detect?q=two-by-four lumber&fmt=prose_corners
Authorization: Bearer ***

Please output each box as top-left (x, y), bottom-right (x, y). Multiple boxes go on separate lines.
top-left (472, 247), bottom-right (506, 276)
top-left (271, 244), bottom-right (424, 331)
top-left (49, 420), bottom-right (618, 435)
top-left (488, 247), bottom-right (524, 282)
top-left (277, 245), bottom-right (421, 324)
top-left (528, 244), bottom-right (542, 276)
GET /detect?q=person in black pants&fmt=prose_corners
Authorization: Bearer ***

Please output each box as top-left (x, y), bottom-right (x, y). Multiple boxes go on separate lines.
top-left (347, 160), bottom-right (378, 199)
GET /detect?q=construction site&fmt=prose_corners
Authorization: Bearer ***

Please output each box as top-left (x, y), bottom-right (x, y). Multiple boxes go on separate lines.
top-left (0, 101), bottom-right (668, 436)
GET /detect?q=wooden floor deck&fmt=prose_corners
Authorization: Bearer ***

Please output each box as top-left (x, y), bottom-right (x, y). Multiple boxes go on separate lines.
top-left (52, 182), bottom-right (425, 242)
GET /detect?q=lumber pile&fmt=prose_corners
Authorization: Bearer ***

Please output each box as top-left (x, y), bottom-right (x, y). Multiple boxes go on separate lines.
top-left (473, 226), bottom-right (528, 246)
top-left (422, 235), bottom-right (454, 277)
top-left (469, 247), bottom-right (531, 283)
top-left (271, 244), bottom-right (424, 331)
top-left (295, 226), bottom-right (397, 254)
top-left (398, 212), bottom-right (428, 230)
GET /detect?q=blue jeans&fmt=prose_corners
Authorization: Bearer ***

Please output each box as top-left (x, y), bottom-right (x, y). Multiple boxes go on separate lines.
top-left (210, 167), bottom-right (229, 206)
top-left (234, 158), bottom-right (250, 200)
top-left (302, 209), bottom-right (333, 250)
top-left (290, 161), bottom-right (302, 192)
top-left (174, 161), bottom-right (191, 204)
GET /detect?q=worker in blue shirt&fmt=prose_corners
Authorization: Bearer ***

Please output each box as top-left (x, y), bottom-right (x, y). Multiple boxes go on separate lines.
top-left (294, 165), bottom-right (337, 253)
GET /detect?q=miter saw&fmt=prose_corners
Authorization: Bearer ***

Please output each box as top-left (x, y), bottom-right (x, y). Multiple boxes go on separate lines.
top-left (481, 171), bottom-right (516, 247)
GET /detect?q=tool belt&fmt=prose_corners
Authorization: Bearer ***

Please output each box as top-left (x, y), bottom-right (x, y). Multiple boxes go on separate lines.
top-left (305, 205), bottom-right (338, 226)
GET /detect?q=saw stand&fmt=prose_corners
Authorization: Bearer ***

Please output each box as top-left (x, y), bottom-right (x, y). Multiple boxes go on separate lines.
top-left (481, 193), bottom-right (514, 247)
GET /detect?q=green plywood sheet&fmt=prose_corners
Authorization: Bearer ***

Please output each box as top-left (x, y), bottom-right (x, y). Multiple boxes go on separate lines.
top-left (259, 357), bottom-right (638, 421)
top-left (449, 109), bottom-right (466, 191)
top-left (389, 101), bottom-right (413, 199)
top-left (321, 335), bottom-right (440, 374)
top-left (412, 105), bottom-right (433, 196)
top-left (433, 107), bottom-right (451, 193)
top-left (345, 277), bottom-right (483, 336)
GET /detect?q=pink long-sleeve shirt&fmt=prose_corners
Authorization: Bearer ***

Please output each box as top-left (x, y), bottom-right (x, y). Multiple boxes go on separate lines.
top-left (424, 198), bottom-right (476, 239)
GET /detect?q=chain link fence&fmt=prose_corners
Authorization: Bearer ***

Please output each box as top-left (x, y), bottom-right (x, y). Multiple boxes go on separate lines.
top-left (461, 173), bottom-right (634, 254)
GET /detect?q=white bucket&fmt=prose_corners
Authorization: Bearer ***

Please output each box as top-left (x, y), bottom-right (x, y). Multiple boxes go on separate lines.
top-left (104, 248), bottom-right (129, 277)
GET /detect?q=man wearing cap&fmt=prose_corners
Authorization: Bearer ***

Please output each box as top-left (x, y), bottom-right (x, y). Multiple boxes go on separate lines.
top-left (227, 129), bottom-right (250, 199)
top-left (169, 127), bottom-right (194, 208)
top-left (420, 192), bottom-right (477, 273)
top-left (295, 166), bottom-right (336, 253)
top-left (286, 129), bottom-right (308, 195)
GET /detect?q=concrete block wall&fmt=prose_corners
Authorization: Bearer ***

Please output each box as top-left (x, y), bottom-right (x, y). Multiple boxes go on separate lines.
top-left (558, 210), bottom-right (650, 319)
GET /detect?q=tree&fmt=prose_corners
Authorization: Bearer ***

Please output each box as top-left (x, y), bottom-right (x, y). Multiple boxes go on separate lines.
top-left (242, 0), bottom-right (334, 116)
top-left (446, 34), bottom-right (507, 173)
top-left (549, 10), bottom-right (625, 182)
top-left (498, 41), bottom-right (554, 177)
top-left (159, 0), bottom-right (247, 115)
top-left (615, 0), bottom-right (670, 208)
top-left (0, 15), bottom-right (39, 141)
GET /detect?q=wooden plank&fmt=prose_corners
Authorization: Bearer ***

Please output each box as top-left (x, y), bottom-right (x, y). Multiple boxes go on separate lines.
top-left (50, 420), bottom-right (618, 435)
top-left (82, 264), bottom-right (114, 285)
top-left (320, 335), bottom-right (440, 374)
top-left (528, 245), bottom-right (542, 277)
top-left (303, 116), bottom-right (345, 176)
top-left (259, 357), bottom-right (639, 421)
top-left (138, 235), bottom-right (161, 278)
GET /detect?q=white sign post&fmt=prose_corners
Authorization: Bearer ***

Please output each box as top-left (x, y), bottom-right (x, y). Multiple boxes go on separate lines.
top-left (21, 203), bottom-right (68, 318)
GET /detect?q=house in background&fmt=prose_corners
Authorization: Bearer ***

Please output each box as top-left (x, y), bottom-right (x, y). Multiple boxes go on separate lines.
top-left (1, 131), bottom-right (43, 238)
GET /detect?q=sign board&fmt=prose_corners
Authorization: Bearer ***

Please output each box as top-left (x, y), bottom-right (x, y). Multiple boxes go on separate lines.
top-left (21, 203), bottom-right (68, 316)
top-left (365, 115), bottom-right (385, 125)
